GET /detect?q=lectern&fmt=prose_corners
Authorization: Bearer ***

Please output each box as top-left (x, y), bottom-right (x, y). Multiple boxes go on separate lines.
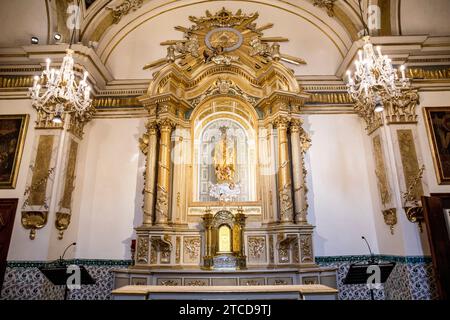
top-left (343, 261), bottom-right (395, 300)
top-left (39, 264), bottom-right (95, 300)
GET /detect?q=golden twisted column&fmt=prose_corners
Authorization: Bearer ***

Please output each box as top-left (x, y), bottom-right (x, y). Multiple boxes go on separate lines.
top-left (155, 119), bottom-right (174, 225)
top-left (142, 121), bottom-right (158, 226)
top-left (274, 116), bottom-right (294, 223)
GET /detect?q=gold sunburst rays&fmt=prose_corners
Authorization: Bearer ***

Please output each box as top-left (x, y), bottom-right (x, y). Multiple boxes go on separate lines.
top-left (143, 8), bottom-right (306, 74)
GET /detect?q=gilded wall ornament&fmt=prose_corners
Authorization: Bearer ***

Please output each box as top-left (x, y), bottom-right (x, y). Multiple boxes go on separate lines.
top-left (160, 280), bottom-right (179, 286)
top-left (385, 90), bottom-right (419, 124)
top-left (143, 8), bottom-right (306, 72)
top-left (136, 236), bottom-right (149, 263)
top-left (279, 184), bottom-right (294, 222)
top-left (55, 212), bottom-right (71, 240)
top-left (21, 211), bottom-right (48, 240)
top-left (175, 236), bottom-right (181, 264)
top-left (108, 0), bottom-right (143, 24)
top-left (313, 0), bottom-right (337, 17)
top-left (382, 208), bottom-right (397, 235)
top-left (300, 235), bottom-right (313, 263)
top-left (155, 185), bottom-right (169, 222)
top-left (183, 237), bottom-right (201, 264)
top-left (150, 241), bottom-right (157, 264)
top-left (189, 78), bottom-right (258, 107)
top-left (269, 237), bottom-right (274, 263)
top-left (372, 135), bottom-right (392, 206)
top-left (398, 131), bottom-right (425, 203)
top-left (248, 236), bottom-right (266, 262)
top-left (292, 240), bottom-right (300, 264)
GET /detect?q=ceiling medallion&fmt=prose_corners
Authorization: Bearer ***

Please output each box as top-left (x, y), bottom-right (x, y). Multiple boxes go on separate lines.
top-left (143, 7), bottom-right (306, 71)
top-left (205, 27), bottom-right (243, 52)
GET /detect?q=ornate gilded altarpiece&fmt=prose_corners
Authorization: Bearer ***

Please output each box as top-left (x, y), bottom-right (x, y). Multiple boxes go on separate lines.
top-left (114, 8), bottom-right (336, 288)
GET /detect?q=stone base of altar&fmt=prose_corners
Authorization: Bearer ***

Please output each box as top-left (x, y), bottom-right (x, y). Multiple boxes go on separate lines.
top-left (111, 284), bottom-right (338, 300)
top-left (112, 266), bottom-right (337, 289)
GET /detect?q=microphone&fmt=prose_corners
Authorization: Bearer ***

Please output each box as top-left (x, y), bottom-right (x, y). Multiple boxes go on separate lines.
top-left (59, 242), bottom-right (76, 265)
top-left (361, 236), bottom-right (375, 264)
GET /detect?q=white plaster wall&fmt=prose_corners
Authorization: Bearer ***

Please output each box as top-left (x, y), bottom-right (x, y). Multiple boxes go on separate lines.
top-left (74, 117), bottom-right (146, 260)
top-left (400, 0), bottom-right (450, 36)
top-left (0, 0), bottom-right (49, 47)
top-left (304, 114), bottom-right (379, 257)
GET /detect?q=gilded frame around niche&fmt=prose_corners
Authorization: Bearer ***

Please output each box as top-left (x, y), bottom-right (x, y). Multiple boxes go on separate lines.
top-left (0, 114), bottom-right (29, 189)
top-left (423, 107), bottom-right (450, 184)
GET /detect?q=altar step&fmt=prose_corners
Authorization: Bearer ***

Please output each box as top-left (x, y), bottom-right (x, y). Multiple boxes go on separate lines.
top-left (111, 284), bottom-right (338, 300)
top-left (113, 266), bottom-right (337, 289)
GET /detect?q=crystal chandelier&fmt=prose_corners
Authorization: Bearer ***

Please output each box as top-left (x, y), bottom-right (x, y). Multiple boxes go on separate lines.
top-left (346, 0), bottom-right (410, 113)
top-left (29, 0), bottom-right (92, 124)
top-left (30, 49), bottom-right (92, 123)
top-left (346, 36), bottom-right (409, 112)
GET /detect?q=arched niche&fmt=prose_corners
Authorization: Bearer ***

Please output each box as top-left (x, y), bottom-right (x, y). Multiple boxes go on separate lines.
top-left (191, 97), bottom-right (258, 205)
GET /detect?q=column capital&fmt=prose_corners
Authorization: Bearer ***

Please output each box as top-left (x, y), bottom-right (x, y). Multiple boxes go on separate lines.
top-left (273, 115), bottom-right (291, 129)
top-left (146, 120), bottom-right (158, 135)
top-left (157, 118), bottom-right (176, 131)
top-left (289, 118), bottom-right (303, 133)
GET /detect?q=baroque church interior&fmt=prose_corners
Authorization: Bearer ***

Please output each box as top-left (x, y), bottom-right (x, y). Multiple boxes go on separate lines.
top-left (0, 0), bottom-right (450, 301)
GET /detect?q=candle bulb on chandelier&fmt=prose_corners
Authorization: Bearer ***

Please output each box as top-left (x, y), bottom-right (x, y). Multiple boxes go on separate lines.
top-left (376, 46), bottom-right (382, 57)
top-left (46, 58), bottom-right (51, 73)
top-left (400, 65), bottom-right (406, 80)
top-left (83, 71), bottom-right (88, 82)
top-left (33, 76), bottom-right (39, 87)
top-left (358, 50), bottom-right (363, 62)
top-left (346, 70), bottom-right (354, 85)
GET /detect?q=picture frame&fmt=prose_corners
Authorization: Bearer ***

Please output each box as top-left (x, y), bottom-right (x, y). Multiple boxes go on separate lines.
top-left (423, 107), bottom-right (450, 184)
top-left (0, 114), bottom-right (29, 189)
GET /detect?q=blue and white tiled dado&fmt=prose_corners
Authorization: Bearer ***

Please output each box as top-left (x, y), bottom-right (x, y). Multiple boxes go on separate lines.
top-left (1, 260), bottom-right (131, 300)
top-left (316, 255), bottom-right (438, 300)
top-left (0, 256), bottom-right (437, 300)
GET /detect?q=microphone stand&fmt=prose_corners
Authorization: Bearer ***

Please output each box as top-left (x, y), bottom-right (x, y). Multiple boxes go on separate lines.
top-left (361, 236), bottom-right (375, 264)
top-left (58, 242), bottom-right (76, 300)
top-left (361, 236), bottom-right (376, 300)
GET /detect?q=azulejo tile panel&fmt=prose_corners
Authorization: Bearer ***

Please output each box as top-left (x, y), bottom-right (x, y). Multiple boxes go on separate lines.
top-left (1, 260), bottom-right (131, 300)
top-left (1, 256), bottom-right (437, 300)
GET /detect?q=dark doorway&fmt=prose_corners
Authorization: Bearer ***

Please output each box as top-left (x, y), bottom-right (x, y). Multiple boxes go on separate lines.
top-left (422, 194), bottom-right (450, 299)
top-left (0, 198), bottom-right (18, 293)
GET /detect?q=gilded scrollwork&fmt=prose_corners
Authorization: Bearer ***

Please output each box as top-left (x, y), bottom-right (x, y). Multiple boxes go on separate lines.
top-left (176, 236), bottom-right (181, 264)
top-left (136, 236), bottom-right (149, 264)
top-left (382, 208), bottom-right (397, 235)
top-left (300, 235), bottom-right (313, 263)
top-left (160, 280), bottom-right (179, 286)
top-left (189, 78), bottom-right (258, 107)
top-left (313, 0), bottom-right (337, 17)
top-left (248, 236), bottom-right (266, 262)
top-left (279, 184), bottom-right (294, 222)
top-left (108, 0), bottom-right (143, 24)
top-left (155, 185), bottom-right (169, 222)
top-left (385, 90), bottom-right (419, 124)
top-left (372, 135), bottom-right (391, 206)
top-left (183, 237), bottom-right (201, 264)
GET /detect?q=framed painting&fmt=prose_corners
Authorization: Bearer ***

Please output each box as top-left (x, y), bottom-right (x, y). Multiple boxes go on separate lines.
top-left (424, 107), bottom-right (450, 184)
top-left (0, 114), bottom-right (29, 189)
